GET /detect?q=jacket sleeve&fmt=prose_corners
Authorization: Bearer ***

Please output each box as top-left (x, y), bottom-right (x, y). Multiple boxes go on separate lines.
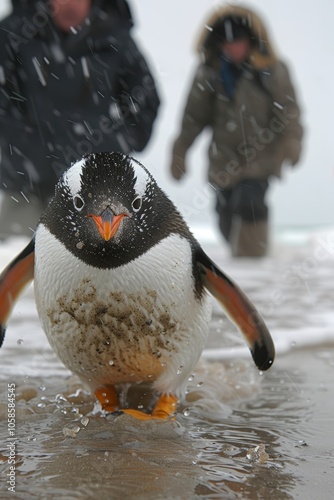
top-left (58, 36), bottom-right (160, 155)
top-left (261, 61), bottom-right (304, 167)
top-left (115, 36), bottom-right (160, 152)
top-left (0, 14), bottom-right (20, 114)
top-left (170, 64), bottom-right (215, 177)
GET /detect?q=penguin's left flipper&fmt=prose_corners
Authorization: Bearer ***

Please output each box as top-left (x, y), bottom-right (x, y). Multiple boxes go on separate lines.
top-left (0, 238), bottom-right (35, 347)
top-left (196, 247), bottom-right (275, 371)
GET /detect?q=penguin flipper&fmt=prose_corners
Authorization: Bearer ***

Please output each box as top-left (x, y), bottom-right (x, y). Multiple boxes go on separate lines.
top-left (196, 247), bottom-right (275, 371)
top-left (0, 238), bottom-right (35, 347)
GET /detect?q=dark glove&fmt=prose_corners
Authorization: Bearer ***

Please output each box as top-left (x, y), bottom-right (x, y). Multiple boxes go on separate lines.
top-left (287, 139), bottom-right (302, 166)
top-left (275, 139), bottom-right (302, 168)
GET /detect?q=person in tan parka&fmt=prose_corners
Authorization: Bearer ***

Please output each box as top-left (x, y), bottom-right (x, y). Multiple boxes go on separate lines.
top-left (170, 5), bottom-right (303, 257)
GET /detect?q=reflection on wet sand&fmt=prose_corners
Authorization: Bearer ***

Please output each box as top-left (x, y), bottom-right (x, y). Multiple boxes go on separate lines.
top-left (2, 350), bottom-right (334, 499)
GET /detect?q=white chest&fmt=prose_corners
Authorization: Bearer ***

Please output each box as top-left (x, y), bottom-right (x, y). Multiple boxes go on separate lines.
top-left (34, 225), bottom-right (212, 394)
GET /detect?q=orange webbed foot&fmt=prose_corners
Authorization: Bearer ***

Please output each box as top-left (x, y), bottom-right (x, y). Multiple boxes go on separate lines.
top-left (95, 385), bottom-right (119, 412)
top-left (94, 388), bottom-right (178, 421)
top-left (121, 394), bottom-right (178, 421)
top-left (120, 409), bottom-right (157, 421)
top-left (152, 394), bottom-right (178, 419)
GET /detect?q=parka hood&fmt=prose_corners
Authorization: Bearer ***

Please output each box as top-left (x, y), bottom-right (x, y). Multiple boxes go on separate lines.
top-left (196, 4), bottom-right (277, 69)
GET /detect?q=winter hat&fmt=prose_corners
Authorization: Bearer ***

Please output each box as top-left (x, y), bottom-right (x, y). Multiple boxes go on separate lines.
top-left (201, 15), bottom-right (255, 60)
top-left (218, 16), bottom-right (254, 44)
top-left (197, 5), bottom-right (277, 69)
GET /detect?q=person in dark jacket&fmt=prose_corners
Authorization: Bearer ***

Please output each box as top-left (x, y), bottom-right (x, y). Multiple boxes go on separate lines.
top-left (0, 0), bottom-right (160, 237)
top-left (170, 5), bottom-right (303, 257)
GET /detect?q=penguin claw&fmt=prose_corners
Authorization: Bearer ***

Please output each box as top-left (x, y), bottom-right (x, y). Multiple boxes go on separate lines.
top-left (120, 408), bottom-right (176, 421)
top-left (120, 409), bottom-right (157, 421)
top-left (110, 410), bottom-right (124, 417)
top-left (120, 394), bottom-right (178, 420)
top-left (107, 408), bottom-right (158, 421)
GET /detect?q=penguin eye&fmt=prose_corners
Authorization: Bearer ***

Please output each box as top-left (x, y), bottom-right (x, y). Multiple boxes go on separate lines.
top-left (73, 194), bottom-right (85, 211)
top-left (132, 196), bottom-right (142, 212)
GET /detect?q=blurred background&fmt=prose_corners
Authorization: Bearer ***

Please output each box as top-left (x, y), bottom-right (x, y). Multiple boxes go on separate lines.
top-left (1, 5), bottom-right (333, 497)
top-left (1, 0), bottom-right (333, 244)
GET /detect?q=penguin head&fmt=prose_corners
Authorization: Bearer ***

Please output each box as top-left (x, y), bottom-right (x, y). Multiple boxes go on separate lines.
top-left (40, 152), bottom-right (190, 268)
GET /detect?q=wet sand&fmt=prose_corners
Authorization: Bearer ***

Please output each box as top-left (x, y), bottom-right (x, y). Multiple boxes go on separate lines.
top-left (1, 236), bottom-right (334, 499)
top-left (1, 348), bottom-right (334, 499)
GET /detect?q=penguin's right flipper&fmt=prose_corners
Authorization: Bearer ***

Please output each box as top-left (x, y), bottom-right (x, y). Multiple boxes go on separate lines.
top-left (0, 238), bottom-right (35, 347)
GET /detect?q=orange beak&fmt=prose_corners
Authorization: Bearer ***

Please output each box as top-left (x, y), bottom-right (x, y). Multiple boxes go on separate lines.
top-left (87, 208), bottom-right (127, 241)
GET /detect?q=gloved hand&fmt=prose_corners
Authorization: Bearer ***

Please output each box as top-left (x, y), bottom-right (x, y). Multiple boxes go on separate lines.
top-left (171, 155), bottom-right (186, 180)
top-left (287, 138), bottom-right (302, 167)
top-left (274, 139), bottom-right (302, 168)
top-left (170, 138), bottom-right (187, 180)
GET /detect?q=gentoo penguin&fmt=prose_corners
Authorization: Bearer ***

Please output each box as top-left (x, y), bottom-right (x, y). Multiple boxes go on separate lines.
top-left (0, 152), bottom-right (274, 420)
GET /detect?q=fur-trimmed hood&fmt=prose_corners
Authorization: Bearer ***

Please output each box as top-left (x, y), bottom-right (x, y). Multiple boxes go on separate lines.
top-left (196, 4), bottom-right (277, 69)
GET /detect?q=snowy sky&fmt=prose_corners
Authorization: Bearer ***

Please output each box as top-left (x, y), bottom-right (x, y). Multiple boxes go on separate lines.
top-left (1, 0), bottom-right (333, 231)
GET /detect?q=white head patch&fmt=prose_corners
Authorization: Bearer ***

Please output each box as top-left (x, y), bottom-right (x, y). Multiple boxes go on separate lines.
top-left (62, 156), bottom-right (150, 199)
top-left (63, 158), bottom-right (86, 196)
top-left (132, 160), bottom-right (150, 198)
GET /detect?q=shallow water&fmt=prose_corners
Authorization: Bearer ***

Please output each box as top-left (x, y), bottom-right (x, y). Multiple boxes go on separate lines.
top-left (1, 234), bottom-right (334, 499)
